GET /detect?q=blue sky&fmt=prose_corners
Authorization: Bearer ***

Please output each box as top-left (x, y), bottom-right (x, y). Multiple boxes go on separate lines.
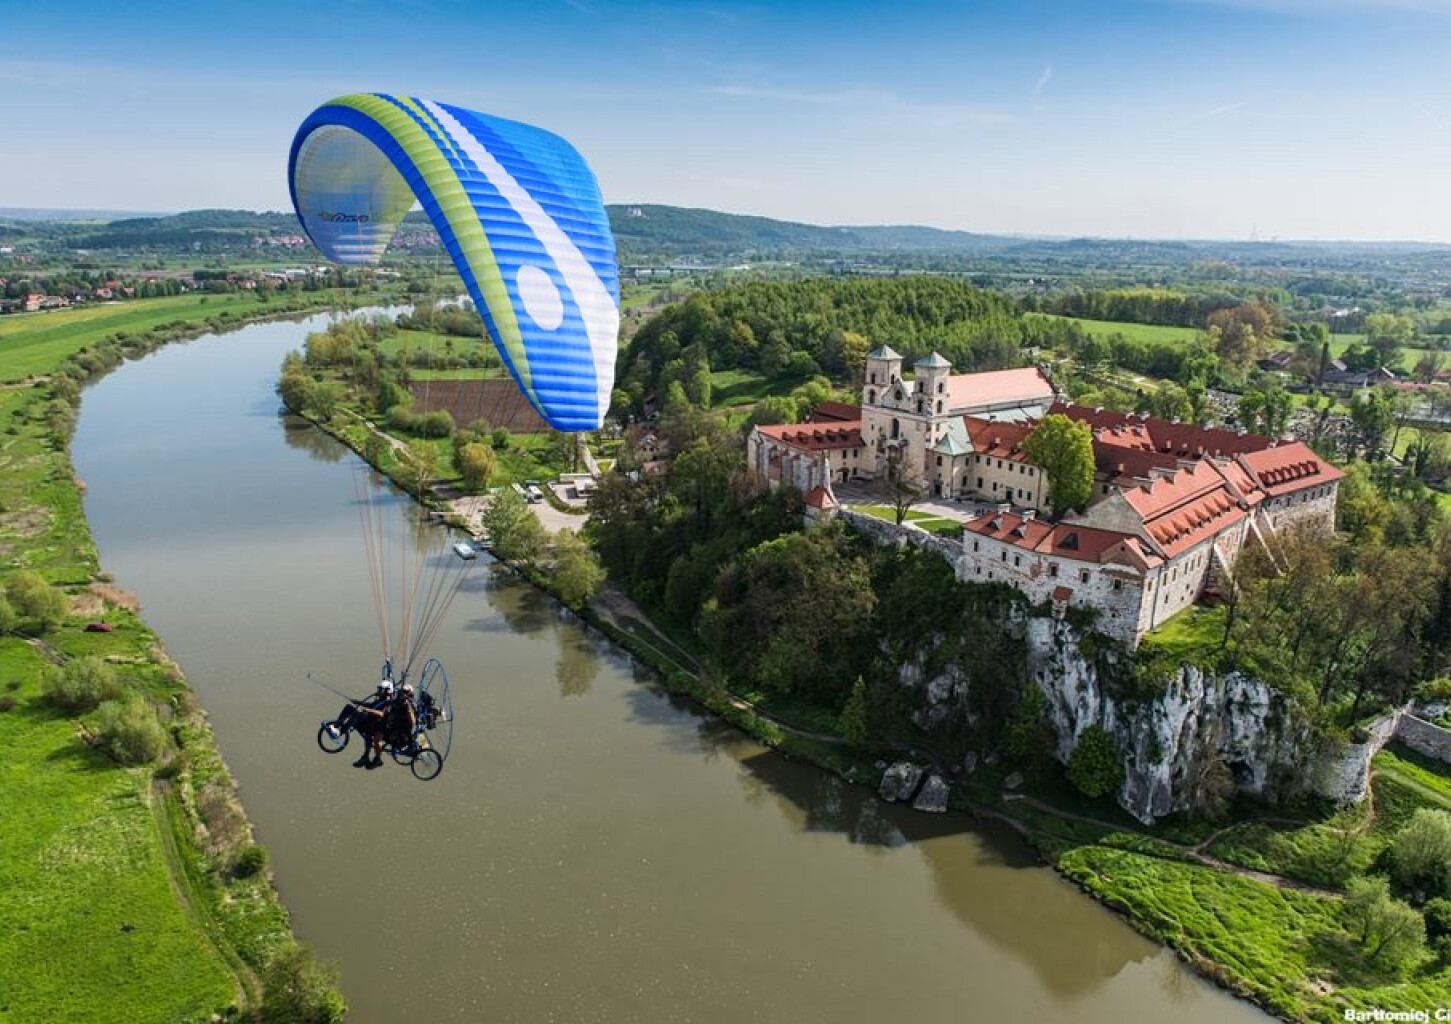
top-left (2, 0), bottom-right (1449, 240)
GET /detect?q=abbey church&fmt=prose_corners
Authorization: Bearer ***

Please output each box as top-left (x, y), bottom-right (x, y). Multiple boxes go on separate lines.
top-left (746, 348), bottom-right (1341, 647)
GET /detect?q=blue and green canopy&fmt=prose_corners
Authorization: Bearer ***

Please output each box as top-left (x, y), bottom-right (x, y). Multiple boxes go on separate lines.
top-left (287, 94), bottom-right (619, 431)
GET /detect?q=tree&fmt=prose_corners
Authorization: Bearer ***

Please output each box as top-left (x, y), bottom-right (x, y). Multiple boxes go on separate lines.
top-left (395, 440), bottom-right (436, 498)
top-left (884, 448), bottom-right (926, 525)
top-left (1365, 312), bottom-right (1416, 371)
top-left (456, 442), bottom-right (497, 491)
top-left (1237, 378), bottom-right (1292, 437)
top-left (1389, 808), bottom-right (1451, 898)
top-left (1351, 388), bottom-right (1397, 460)
top-left (483, 488), bottom-right (546, 569)
top-left (1022, 414), bottom-right (1095, 515)
top-left (550, 529), bottom-right (604, 610)
top-left (1065, 725), bottom-right (1124, 799)
top-left (4, 571), bottom-right (67, 634)
top-left (837, 677), bottom-right (870, 748)
top-left (1342, 876), bottom-right (1427, 972)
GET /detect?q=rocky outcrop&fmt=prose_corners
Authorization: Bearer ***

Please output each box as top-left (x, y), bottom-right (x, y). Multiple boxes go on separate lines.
top-left (1022, 616), bottom-right (1314, 823)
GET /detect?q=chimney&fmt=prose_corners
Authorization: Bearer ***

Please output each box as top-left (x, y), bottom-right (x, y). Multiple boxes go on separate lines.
top-left (1022, 509), bottom-right (1037, 522)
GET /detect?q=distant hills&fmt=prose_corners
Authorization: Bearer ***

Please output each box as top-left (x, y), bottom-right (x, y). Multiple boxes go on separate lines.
top-left (3, 204), bottom-right (1448, 268)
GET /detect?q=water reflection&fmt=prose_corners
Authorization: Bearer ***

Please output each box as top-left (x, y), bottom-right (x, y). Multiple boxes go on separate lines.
top-left (280, 415), bottom-right (348, 463)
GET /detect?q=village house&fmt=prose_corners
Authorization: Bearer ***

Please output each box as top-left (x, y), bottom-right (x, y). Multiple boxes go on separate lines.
top-left (745, 349), bottom-right (1342, 648)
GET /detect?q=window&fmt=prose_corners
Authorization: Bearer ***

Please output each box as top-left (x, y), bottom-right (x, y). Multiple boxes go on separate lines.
top-left (976, 477), bottom-right (983, 489)
top-left (1001, 551), bottom-right (1008, 562)
top-left (1013, 555), bottom-right (1021, 567)
top-left (972, 540), bottom-right (980, 552)
top-left (997, 459), bottom-right (1002, 469)
top-left (1079, 569), bottom-right (1090, 583)
top-left (937, 381), bottom-right (944, 394)
top-left (936, 400), bottom-right (943, 413)
top-left (1049, 564), bottom-right (1059, 577)
top-left (1028, 468), bottom-right (1034, 477)
top-left (869, 371), bottom-right (877, 384)
top-left (867, 389), bottom-right (876, 404)
top-left (1112, 579), bottom-right (1123, 591)
top-left (936, 456), bottom-right (942, 467)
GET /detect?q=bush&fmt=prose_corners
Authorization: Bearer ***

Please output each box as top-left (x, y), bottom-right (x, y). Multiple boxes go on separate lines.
top-left (93, 697), bottom-right (169, 765)
top-left (416, 409), bottom-right (455, 438)
top-left (42, 657), bottom-right (123, 714)
top-left (234, 843), bottom-right (270, 879)
top-left (1390, 808), bottom-right (1451, 898)
top-left (1066, 725), bottom-right (1125, 799)
top-left (1424, 897), bottom-right (1451, 940)
top-left (259, 945), bottom-right (347, 1024)
top-left (4, 571), bottom-right (68, 634)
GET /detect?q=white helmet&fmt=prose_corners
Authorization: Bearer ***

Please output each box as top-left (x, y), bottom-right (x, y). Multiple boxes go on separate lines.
top-left (377, 680), bottom-right (394, 694)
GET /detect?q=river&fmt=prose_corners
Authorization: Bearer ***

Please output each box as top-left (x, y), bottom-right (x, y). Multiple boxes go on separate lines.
top-left (71, 314), bottom-right (1266, 1023)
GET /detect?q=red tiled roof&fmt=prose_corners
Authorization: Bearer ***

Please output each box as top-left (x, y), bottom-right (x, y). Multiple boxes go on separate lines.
top-left (808, 401), bottom-right (862, 423)
top-left (1052, 586), bottom-right (1073, 603)
top-left (962, 417), bottom-right (1035, 459)
top-left (963, 512), bottom-right (1139, 564)
top-left (1053, 402), bottom-right (1272, 459)
top-left (1239, 442), bottom-right (1343, 497)
top-left (756, 421), bottom-right (865, 452)
top-left (946, 368), bottom-right (1054, 412)
top-left (803, 486), bottom-right (836, 509)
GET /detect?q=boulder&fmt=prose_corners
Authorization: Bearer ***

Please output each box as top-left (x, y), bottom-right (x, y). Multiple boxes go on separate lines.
top-left (878, 762), bottom-right (925, 803)
top-left (913, 775), bottom-right (950, 813)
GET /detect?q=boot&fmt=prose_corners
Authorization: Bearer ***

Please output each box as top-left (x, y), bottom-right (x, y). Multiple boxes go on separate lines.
top-left (352, 751), bottom-right (371, 767)
top-left (366, 753), bottom-right (382, 769)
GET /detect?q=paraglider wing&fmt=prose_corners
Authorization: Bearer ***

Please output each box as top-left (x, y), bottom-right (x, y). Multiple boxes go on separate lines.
top-left (287, 93), bottom-right (619, 431)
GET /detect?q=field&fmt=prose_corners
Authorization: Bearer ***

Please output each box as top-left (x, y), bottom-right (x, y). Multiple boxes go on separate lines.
top-left (0, 639), bottom-right (238, 1023)
top-left (1034, 314), bottom-right (1203, 347)
top-left (0, 298), bottom-right (341, 1021)
top-left (710, 367), bottom-right (780, 407)
top-left (0, 294), bottom-right (275, 382)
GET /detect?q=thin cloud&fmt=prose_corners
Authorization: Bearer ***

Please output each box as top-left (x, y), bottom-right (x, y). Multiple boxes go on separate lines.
top-left (1412, 98), bottom-right (1447, 132)
top-left (711, 83), bottom-right (1014, 127)
top-left (1035, 64), bottom-right (1053, 96)
top-left (1168, 99), bottom-right (1253, 130)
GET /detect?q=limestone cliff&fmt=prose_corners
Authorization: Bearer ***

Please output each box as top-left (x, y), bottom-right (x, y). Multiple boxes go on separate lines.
top-left (902, 610), bottom-right (1370, 824)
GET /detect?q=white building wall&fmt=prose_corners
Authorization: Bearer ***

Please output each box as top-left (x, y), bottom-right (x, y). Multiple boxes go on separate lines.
top-left (956, 533), bottom-right (1146, 648)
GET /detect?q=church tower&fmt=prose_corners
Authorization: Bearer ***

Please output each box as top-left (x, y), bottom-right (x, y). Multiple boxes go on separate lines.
top-left (863, 345), bottom-right (903, 408)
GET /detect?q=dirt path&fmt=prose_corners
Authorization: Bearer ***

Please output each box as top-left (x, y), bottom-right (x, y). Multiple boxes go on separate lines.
top-left (1002, 793), bottom-right (1343, 897)
top-left (149, 780), bottom-right (261, 1011)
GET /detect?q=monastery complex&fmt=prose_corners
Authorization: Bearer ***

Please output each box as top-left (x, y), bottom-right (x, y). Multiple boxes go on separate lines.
top-left (746, 347), bottom-right (1342, 648)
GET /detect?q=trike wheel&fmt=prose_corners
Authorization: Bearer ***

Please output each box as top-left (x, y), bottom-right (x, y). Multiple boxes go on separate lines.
top-left (411, 748), bottom-right (443, 781)
top-left (317, 722), bottom-right (350, 754)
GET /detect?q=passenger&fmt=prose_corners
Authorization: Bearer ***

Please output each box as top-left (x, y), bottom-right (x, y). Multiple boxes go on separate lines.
top-left (353, 680), bottom-right (397, 769)
top-left (358, 683), bottom-right (417, 771)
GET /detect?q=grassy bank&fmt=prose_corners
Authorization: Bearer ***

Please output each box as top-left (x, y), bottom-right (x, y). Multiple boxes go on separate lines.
top-left (0, 296), bottom-right (346, 1023)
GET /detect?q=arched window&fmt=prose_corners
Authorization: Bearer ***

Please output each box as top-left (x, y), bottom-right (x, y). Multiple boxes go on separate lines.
top-left (891, 418), bottom-right (900, 439)
top-left (867, 388), bottom-right (876, 404)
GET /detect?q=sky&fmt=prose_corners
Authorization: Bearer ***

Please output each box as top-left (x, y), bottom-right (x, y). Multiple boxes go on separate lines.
top-left (2, 0), bottom-right (1450, 241)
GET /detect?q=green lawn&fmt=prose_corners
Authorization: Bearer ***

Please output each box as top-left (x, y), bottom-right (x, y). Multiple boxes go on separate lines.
top-left (0, 294), bottom-right (271, 382)
top-left (1033, 314), bottom-right (1204, 347)
top-left (710, 368), bottom-right (782, 407)
top-left (1139, 605), bottom-right (1228, 667)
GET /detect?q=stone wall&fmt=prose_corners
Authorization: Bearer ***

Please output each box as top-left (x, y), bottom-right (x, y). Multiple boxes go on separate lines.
top-left (838, 508), bottom-right (961, 564)
top-left (1396, 715), bottom-right (1451, 764)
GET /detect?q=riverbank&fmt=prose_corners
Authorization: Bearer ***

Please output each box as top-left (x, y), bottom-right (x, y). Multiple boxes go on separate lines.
top-left (0, 296), bottom-right (351, 1023)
